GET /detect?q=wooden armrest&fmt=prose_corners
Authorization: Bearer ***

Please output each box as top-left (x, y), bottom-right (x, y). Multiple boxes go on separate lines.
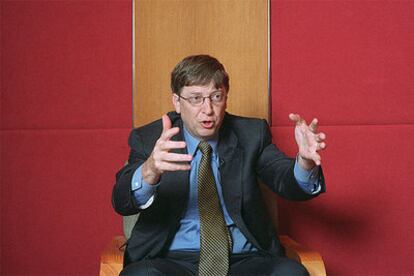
top-left (279, 235), bottom-right (326, 276)
top-left (99, 236), bottom-right (125, 276)
top-left (100, 235), bottom-right (326, 276)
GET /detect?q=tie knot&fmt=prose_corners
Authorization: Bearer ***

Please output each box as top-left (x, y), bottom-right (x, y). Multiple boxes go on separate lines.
top-left (198, 141), bottom-right (212, 156)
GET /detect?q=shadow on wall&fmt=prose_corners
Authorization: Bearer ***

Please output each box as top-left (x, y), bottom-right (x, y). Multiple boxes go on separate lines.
top-left (277, 190), bottom-right (390, 275)
top-left (279, 196), bottom-right (376, 240)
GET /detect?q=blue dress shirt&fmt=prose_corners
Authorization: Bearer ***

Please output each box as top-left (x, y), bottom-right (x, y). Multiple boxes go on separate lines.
top-left (131, 127), bottom-right (321, 253)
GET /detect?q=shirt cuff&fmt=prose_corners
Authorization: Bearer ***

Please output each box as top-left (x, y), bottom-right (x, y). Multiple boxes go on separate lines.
top-left (293, 156), bottom-right (322, 195)
top-left (131, 166), bottom-right (159, 208)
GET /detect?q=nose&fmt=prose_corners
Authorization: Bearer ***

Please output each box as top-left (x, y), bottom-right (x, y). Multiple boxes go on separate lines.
top-left (201, 97), bottom-right (213, 114)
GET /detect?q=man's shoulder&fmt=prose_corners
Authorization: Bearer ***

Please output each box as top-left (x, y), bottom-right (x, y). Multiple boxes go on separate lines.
top-left (223, 113), bottom-right (268, 130)
top-left (221, 113), bottom-right (270, 145)
top-left (130, 118), bottom-right (161, 140)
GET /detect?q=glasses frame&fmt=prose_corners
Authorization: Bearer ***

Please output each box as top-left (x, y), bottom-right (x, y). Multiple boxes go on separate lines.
top-left (178, 91), bottom-right (227, 106)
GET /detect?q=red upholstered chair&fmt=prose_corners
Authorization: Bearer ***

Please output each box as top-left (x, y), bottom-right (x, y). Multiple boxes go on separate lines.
top-left (100, 189), bottom-right (326, 276)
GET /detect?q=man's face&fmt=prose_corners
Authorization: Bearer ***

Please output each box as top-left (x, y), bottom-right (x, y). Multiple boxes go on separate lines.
top-left (172, 82), bottom-right (227, 141)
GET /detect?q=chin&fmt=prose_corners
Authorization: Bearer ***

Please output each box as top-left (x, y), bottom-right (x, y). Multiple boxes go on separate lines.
top-left (197, 129), bottom-right (217, 140)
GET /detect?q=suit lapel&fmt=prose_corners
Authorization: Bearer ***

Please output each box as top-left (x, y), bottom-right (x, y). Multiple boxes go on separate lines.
top-left (217, 116), bottom-right (262, 248)
top-left (218, 121), bottom-right (243, 217)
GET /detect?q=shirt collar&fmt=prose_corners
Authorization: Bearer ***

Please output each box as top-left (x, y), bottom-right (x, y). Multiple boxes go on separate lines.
top-left (183, 126), bottom-right (218, 156)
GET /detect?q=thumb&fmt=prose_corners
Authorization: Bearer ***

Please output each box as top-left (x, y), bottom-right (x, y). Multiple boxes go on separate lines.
top-left (162, 114), bottom-right (172, 132)
top-left (289, 113), bottom-right (300, 124)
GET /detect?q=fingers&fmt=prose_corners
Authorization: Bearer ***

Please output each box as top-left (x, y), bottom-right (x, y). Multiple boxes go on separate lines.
top-left (291, 113), bottom-right (326, 147)
top-left (159, 161), bottom-right (191, 172)
top-left (159, 127), bottom-right (178, 142)
top-left (145, 114), bottom-right (193, 178)
top-left (161, 114), bottom-right (181, 141)
top-left (316, 132), bottom-right (327, 151)
top-left (289, 114), bottom-right (320, 132)
top-left (150, 150), bottom-right (192, 174)
top-left (316, 132), bottom-right (326, 142)
top-left (299, 139), bottom-right (325, 167)
top-left (142, 154), bottom-right (190, 184)
top-left (158, 115), bottom-right (187, 155)
top-left (158, 140), bottom-right (187, 151)
top-left (153, 142), bottom-right (192, 165)
top-left (309, 118), bottom-right (318, 132)
top-left (289, 113), bottom-right (305, 125)
top-left (298, 151), bottom-right (321, 168)
top-left (293, 113), bottom-right (326, 167)
top-left (162, 114), bottom-right (172, 132)
top-left (317, 142), bottom-right (326, 150)
top-left (160, 152), bottom-right (193, 162)
top-left (313, 153), bottom-right (322, 166)
top-left (308, 151), bottom-right (322, 166)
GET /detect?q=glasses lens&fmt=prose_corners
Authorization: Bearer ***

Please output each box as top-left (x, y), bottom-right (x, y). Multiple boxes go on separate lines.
top-left (190, 96), bottom-right (203, 105)
top-left (183, 92), bottom-right (225, 106)
top-left (211, 93), bottom-right (223, 103)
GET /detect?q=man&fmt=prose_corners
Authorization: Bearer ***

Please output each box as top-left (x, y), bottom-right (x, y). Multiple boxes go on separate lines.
top-left (112, 55), bottom-right (327, 275)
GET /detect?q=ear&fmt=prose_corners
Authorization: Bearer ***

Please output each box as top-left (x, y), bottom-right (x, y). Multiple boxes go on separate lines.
top-left (172, 93), bottom-right (181, 114)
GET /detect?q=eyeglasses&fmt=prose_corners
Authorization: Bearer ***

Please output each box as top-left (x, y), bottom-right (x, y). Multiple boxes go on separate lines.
top-left (179, 91), bottom-right (227, 106)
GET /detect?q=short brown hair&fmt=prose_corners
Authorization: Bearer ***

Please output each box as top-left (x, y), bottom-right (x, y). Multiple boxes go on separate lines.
top-left (171, 55), bottom-right (229, 95)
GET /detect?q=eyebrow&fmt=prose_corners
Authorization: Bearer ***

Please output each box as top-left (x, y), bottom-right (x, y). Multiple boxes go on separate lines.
top-left (188, 90), bottom-right (222, 95)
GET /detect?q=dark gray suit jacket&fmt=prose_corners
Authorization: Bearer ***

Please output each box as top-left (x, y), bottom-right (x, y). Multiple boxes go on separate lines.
top-left (112, 112), bottom-right (325, 265)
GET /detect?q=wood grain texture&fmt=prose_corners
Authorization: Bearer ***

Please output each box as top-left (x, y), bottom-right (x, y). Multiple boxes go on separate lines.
top-left (133, 0), bottom-right (268, 127)
top-left (279, 235), bottom-right (327, 276)
top-left (99, 236), bottom-right (125, 276)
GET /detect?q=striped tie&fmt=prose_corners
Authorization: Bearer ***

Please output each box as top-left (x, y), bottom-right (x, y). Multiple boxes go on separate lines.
top-left (197, 141), bottom-right (231, 276)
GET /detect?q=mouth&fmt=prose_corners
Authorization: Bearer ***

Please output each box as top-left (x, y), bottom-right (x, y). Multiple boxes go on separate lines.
top-left (201, 120), bottom-right (214, 129)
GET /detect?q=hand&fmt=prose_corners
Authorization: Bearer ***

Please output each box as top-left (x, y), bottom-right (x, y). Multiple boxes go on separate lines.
top-left (289, 113), bottom-right (327, 170)
top-left (141, 114), bottom-right (192, 184)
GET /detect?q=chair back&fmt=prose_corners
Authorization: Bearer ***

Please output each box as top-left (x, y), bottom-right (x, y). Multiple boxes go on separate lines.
top-left (123, 214), bottom-right (139, 240)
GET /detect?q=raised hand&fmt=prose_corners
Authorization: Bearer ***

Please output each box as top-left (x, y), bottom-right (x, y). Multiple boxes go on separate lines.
top-left (141, 114), bottom-right (193, 184)
top-left (289, 113), bottom-right (327, 170)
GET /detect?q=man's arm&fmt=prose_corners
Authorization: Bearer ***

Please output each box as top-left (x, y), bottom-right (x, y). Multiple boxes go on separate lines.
top-left (131, 166), bottom-right (158, 208)
top-left (112, 115), bottom-right (192, 216)
top-left (112, 127), bottom-right (150, 216)
top-left (289, 113), bottom-right (327, 169)
top-left (256, 118), bottom-right (326, 200)
top-left (293, 158), bottom-right (322, 194)
top-left (141, 115), bottom-right (192, 184)
top-left (290, 113), bottom-right (327, 194)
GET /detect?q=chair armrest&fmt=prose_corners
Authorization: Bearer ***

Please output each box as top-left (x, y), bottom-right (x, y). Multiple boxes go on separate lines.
top-left (100, 235), bottom-right (326, 276)
top-left (279, 235), bottom-right (326, 276)
top-left (99, 236), bottom-right (125, 276)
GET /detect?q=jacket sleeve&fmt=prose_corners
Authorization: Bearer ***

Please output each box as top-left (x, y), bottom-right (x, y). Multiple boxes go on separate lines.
top-left (112, 129), bottom-right (151, 216)
top-left (256, 119), bottom-right (325, 201)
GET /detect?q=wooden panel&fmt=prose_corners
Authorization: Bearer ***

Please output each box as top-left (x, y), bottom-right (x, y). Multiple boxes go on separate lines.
top-left (99, 236), bottom-right (125, 276)
top-left (279, 235), bottom-right (327, 276)
top-left (133, 0), bottom-right (268, 127)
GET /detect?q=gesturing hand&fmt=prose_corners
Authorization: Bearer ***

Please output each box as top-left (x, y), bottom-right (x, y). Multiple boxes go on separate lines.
top-left (141, 114), bottom-right (193, 185)
top-left (289, 113), bottom-right (327, 170)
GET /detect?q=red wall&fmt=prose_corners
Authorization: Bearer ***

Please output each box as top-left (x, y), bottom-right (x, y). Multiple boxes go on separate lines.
top-left (1, 1), bottom-right (131, 275)
top-left (2, 1), bottom-right (414, 275)
top-left (270, 1), bottom-right (414, 275)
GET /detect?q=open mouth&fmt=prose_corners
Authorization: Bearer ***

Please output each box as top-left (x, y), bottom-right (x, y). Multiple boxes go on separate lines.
top-left (201, 120), bottom-right (214, 129)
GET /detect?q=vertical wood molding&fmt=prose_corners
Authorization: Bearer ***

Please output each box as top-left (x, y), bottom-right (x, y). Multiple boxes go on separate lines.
top-left (133, 0), bottom-right (268, 127)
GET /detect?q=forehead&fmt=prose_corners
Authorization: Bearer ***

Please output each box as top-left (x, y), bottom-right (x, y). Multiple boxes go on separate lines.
top-left (181, 82), bottom-right (224, 95)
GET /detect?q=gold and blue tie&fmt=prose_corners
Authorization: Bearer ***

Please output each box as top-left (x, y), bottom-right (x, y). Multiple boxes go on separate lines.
top-left (197, 141), bottom-right (231, 276)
